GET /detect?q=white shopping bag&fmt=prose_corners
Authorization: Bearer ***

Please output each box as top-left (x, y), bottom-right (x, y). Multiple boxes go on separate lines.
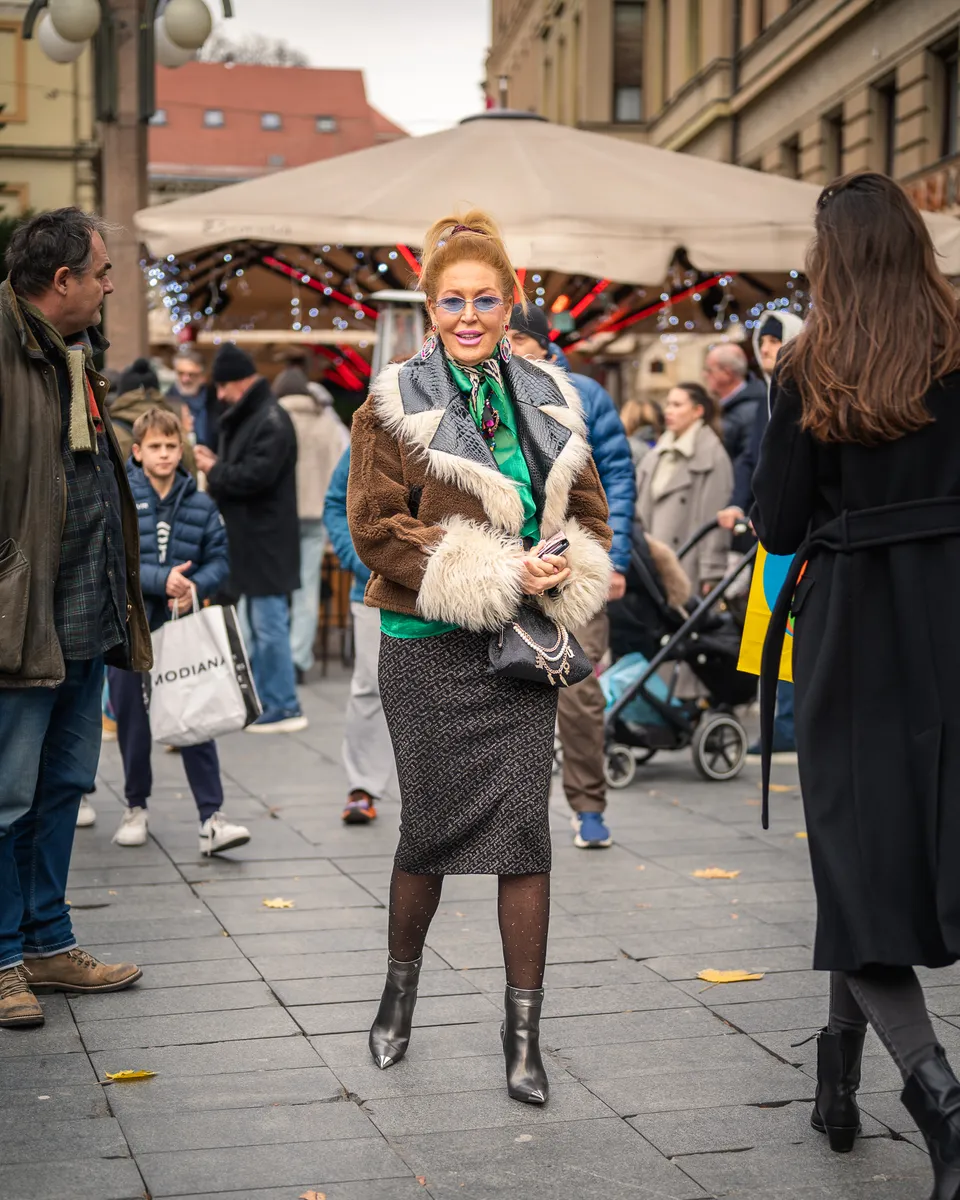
top-left (146, 596), bottom-right (262, 747)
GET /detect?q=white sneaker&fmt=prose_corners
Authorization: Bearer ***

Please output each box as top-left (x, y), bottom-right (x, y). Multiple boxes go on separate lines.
top-left (199, 812), bottom-right (251, 857)
top-left (112, 807), bottom-right (149, 847)
top-left (76, 797), bottom-right (97, 828)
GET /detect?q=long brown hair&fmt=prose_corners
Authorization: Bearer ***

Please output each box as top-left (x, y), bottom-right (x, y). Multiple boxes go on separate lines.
top-left (780, 171), bottom-right (960, 444)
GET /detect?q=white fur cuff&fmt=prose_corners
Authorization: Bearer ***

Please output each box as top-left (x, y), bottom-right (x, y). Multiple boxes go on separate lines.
top-left (538, 519), bottom-right (611, 630)
top-left (417, 516), bottom-right (526, 633)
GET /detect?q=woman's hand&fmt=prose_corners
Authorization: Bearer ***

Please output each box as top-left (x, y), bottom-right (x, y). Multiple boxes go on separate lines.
top-left (518, 549), bottom-right (570, 596)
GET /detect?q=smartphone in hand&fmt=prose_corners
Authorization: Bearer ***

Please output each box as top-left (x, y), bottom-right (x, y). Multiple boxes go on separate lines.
top-left (538, 535), bottom-right (570, 559)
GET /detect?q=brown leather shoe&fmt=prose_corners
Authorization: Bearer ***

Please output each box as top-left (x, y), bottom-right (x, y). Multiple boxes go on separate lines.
top-left (23, 948), bottom-right (142, 994)
top-left (0, 965), bottom-right (45, 1028)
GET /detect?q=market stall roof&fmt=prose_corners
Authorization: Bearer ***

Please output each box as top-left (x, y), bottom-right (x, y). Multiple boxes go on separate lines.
top-left (135, 110), bottom-right (960, 279)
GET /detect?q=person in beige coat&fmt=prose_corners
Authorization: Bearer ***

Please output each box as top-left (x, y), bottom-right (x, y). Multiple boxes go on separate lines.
top-left (275, 367), bottom-right (349, 677)
top-left (635, 382), bottom-right (733, 596)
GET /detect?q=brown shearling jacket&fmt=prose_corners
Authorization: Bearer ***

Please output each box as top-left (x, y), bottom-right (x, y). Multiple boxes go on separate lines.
top-left (347, 349), bottom-right (612, 634)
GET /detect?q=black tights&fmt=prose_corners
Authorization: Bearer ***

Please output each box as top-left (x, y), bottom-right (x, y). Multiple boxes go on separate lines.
top-left (387, 867), bottom-right (550, 990)
top-left (828, 965), bottom-right (940, 1080)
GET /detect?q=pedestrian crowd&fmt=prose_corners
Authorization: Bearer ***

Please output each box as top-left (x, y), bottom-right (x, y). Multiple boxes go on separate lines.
top-left (3, 172), bottom-right (960, 1196)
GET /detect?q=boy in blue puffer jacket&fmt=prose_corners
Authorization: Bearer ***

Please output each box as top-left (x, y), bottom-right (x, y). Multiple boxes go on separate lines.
top-left (109, 408), bottom-right (251, 857)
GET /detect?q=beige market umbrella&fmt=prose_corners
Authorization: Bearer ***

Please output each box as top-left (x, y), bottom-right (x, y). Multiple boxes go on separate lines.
top-left (135, 112), bottom-right (960, 279)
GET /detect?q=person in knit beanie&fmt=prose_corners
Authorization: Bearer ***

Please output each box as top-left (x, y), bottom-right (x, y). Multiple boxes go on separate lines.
top-left (111, 357), bottom-right (196, 475)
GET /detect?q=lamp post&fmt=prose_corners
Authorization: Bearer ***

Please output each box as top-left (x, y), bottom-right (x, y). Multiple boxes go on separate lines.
top-left (20, 0), bottom-right (233, 365)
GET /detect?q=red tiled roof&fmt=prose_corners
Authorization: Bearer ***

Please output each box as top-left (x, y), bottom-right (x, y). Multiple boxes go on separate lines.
top-left (150, 61), bottom-right (407, 180)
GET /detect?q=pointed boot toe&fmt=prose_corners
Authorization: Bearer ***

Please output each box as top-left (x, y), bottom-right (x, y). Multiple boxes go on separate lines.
top-left (368, 956), bottom-right (422, 1071)
top-left (810, 1027), bottom-right (865, 1153)
top-left (502, 986), bottom-right (549, 1106)
top-left (902, 1045), bottom-right (960, 1199)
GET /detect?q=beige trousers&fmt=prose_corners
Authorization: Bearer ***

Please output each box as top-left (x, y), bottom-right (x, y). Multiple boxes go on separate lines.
top-left (556, 609), bottom-right (609, 815)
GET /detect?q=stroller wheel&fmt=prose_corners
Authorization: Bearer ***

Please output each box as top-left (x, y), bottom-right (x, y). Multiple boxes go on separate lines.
top-left (604, 744), bottom-right (638, 790)
top-left (692, 713), bottom-right (747, 782)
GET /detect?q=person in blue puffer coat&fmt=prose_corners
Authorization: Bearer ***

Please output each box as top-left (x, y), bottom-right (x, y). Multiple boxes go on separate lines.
top-left (508, 306), bottom-right (636, 850)
top-left (323, 446), bottom-right (395, 825)
top-left (108, 407), bottom-right (251, 858)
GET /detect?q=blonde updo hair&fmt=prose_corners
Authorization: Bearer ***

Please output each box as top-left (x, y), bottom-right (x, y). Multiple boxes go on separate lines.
top-left (420, 209), bottom-right (526, 309)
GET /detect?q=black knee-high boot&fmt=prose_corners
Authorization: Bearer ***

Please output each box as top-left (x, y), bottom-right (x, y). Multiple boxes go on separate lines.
top-left (810, 1027), bottom-right (866, 1152)
top-left (902, 1046), bottom-right (960, 1200)
top-left (502, 986), bottom-right (548, 1105)
top-left (368, 956), bottom-right (422, 1070)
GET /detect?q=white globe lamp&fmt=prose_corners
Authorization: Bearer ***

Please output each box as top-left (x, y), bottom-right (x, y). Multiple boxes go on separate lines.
top-left (155, 17), bottom-right (196, 68)
top-left (37, 12), bottom-right (86, 63)
top-left (47, 0), bottom-right (101, 43)
top-left (162, 0), bottom-right (213, 51)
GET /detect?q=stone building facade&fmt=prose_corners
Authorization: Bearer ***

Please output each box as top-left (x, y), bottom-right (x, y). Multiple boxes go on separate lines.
top-left (486, 0), bottom-right (959, 207)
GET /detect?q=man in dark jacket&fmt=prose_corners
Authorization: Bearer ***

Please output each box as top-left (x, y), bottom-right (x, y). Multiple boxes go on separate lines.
top-left (0, 208), bottom-right (149, 1028)
top-left (508, 306), bottom-right (636, 850)
top-left (703, 343), bottom-right (766, 473)
top-left (194, 345), bottom-right (305, 733)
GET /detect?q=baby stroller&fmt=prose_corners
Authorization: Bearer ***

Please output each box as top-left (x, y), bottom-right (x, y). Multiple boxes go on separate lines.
top-left (602, 520), bottom-right (758, 788)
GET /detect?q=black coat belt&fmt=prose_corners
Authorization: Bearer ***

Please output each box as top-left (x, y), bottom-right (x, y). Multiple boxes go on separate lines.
top-left (760, 495), bottom-right (960, 828)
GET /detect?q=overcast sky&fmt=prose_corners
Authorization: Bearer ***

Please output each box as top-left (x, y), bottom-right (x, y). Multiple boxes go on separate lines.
top-left (207, 0), bottom-right (492, 135)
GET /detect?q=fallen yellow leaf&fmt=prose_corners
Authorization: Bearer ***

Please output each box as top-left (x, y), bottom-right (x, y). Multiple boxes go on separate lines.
top-left (770, 784), bottom-right (795, 793)
top-left (108, 890), bottom-right (118, 896)
top-left (697, 969), bottom-right (765, 985)
top-left (417, 1179), bottom-right (427, 1187)
top-left (299, 1192), bottom-right (326, 1200)
top-left (635, 864), bottom-right (646, 870)
top-left (103, 1070), bottom-right (156, 1081)
top-left (795, 831), bottom-right (808, 839)
top-left (692, 868), bottom-right (741, 880)
top-left (262, 897), bottom-right (295, 909)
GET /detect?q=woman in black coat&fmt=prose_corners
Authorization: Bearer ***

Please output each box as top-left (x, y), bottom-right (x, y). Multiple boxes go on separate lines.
top-left (754, 171), bottom-right (960, 1196)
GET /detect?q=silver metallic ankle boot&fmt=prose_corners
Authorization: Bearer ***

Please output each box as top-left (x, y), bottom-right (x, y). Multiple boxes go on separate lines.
top-left (368, 956), bottom-right (422, 1070)
top-left (501, 985), bottom-right (549, 1104)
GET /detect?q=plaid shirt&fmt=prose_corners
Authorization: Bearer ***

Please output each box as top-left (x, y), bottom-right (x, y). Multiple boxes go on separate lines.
top-left (27, 313), bottom-right (128, 660)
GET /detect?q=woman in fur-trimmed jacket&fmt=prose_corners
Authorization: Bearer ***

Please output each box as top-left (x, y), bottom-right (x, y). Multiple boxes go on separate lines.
top-left (347, 209), bottom-right (611, 1108)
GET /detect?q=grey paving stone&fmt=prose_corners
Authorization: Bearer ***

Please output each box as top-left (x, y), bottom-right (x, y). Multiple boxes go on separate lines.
top-left (616, 921), bottom-right (804, 961)
top-left (89, 1035), bottom-right (324, 1079)
top-left (67, 864), bottom-right (183, 887)
top-left (125, 957), bottom-right (262, 989)
top-left (231, 928), bottom-right (388, 956)
top-left (310, 1021), bottom-right (504, 1067)
top-left (0, 1019), bottom-right (83, 1057)
top-left (70, 980), bottom-right (276, 1021)
top-left (629, 1098), bottom-right (889, 1155)
top-left (120, 1098), bottom-right (375, 1152)
top-left (586, 1060), bottom-right (813, 1116)
top-left (105, 1065), bottom-right (342, 1116)
top-left (541, 981), bottom-right (695, 1017)
top-left (77, 1004), bottom-right (300, 1050)
top-left (0, 1113), bottom-right (129, 1164)
top-left (272, 968), bottom-right (479, 1007)
top-left (252, 947), bottom-right (446, 981)
top-left (0, 1051), bottom-right (95, 1088)
top-left (334, 1052), bottom-right (578, 1101)
top-left (0, 1157), bottom-right (145, 1200)
top-left (215, 908), bottom-right (386, 937)
top-left (394, 1118), bottom-right (709, 1200)
top-left (84, 935), bottom-right (245, 966)
top-left (429, 935), bottom-right (622, 971)
top-left (69, 914), bottom-right (223, 943)
top-left (673, 1136), bottom-right (929, 1194)
top-left (362, 1080), bottom-right (612, 1136)
top-left (643, 944), bottom-right (814, 981)
top-left (161, 1182), bottom-right (429, 1200)
top-left (541, 1004), bottom-right (727, 1049)
top-left (139, 1136), bottom-right (410, 1196)
top-left (673, 967), bottom-right (828, 1005)
top-left (0, 1082), bottom-right (111, 1119)
top-left (180, 858), bottom-right (342, 884)
top-left (289, 991), bottom-right (500, 1036)
top-left (711, 995), bottom-right (837, 1033)
top-left (555, 1032), bottom-right (777, 1081)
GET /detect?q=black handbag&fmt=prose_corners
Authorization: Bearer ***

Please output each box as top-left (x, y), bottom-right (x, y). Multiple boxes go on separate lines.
top-left (488, 603), bottom-right (592, 688)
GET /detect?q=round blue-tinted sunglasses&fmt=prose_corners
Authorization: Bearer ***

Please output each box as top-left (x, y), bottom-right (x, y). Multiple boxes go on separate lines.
top-left (435, 295), bottom-right (504, 314)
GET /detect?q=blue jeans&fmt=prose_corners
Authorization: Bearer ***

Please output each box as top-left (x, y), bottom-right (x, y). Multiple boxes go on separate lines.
top-left (239, 595), bottom-right (300, 716)
top-left (774, 681), bottom-right (796, 749)
top-left (290, 520), bottom-right (326, 673)
top-left (108, 666), bottom-right (224, 822)
top-left (0, 658), bottom-right (103, 969)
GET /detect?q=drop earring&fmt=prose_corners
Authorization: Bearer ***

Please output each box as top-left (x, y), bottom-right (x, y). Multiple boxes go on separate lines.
top-left (421, 324), bottom-right (438, 360)
top-left (499, 326), bottom-right (512, 363)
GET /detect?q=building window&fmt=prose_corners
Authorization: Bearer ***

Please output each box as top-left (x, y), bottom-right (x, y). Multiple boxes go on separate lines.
top-left (781, 134), bottom-right (800, 179)
top-left (936, 36), bottom-right (959, 159)
top-left (315, 115), bottom-right (338, 133)
top-left (149, 108), bottom-right (168, 126)
top-left (261, 112), bottom-right (283, 131)
top-left (613, 0), bottom-right (644, 123)
top-left (687, 0), bottom-right (701, 75)
top-left (203, 109), bottom-right (225, 128)
top-left (823, 108), bottom-right (843, 180)
top-left (874, 77), bottom-right (897, 175)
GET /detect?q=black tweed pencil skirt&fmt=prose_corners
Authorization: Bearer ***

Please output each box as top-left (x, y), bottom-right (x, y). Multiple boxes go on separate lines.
top-left (379, 628), bottom-right (558, 876)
